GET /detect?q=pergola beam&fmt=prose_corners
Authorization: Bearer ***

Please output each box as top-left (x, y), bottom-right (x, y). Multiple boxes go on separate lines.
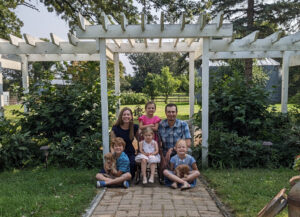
top-left (121, 13), bottom-right (128, 31)
top-left (198, 13), bottom-right (207, 30)
top-left (160, 12), bottom-right (164, 32)
top-left (24, 34), bottom-right (43, 46)
top-left (101, 12), bottom-right (108, 32)
top-left (180, 13), bottom-right (186, 31)
top-left (211, 12), bottom-right (223, 30)
top-left (208, 51), bottom-right (300, 59)
top-left (0, 55), bottom-right (21, 70)
top-left (106, 41), bottom-right (202, 53)
top-left (68, 33), bottom-right (79, 46)
top-left (50, 33), bottom-right (64, 46)
top-left (78, 13), bottom-right (91, 31)
top-left (9, 34), bottom-right (24, 47)
top-left (75, 23), bottom-right (233, 39)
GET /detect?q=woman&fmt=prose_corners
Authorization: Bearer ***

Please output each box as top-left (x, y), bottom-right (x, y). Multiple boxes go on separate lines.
top-left (111, 107), bottom-right (139, 178)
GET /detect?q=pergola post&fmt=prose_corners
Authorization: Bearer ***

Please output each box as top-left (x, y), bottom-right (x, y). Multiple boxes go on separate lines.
top-left (0, 63), bottom-right (4, 118)
top-left (281, 52), bottom-right (291, 114)
top-left (21, 55), bottom-right (29, 113)
top-left (189, 52), bottom-right (195, 118)
top-left (202, 38), bottom-right (210, 168)
top-left (98, 38), bottom-right (110, 158)
top-left (189, 51), bottom-right (195, 147)
top-left (114, 52), bottom-right (120, 117)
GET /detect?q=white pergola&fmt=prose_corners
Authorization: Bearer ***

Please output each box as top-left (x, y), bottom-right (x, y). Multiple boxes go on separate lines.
top-left (0, 12), bottom-right (300, 167)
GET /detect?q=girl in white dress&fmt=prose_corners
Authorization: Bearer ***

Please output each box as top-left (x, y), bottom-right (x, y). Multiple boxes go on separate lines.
top-left (135, 127), bottom-right (161, 184)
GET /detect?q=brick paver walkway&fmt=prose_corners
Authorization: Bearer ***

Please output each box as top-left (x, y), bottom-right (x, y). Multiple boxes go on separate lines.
top-left (91, 179), bottom-right (224, 217)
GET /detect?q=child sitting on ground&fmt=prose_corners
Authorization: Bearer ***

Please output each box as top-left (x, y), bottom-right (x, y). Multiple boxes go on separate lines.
top-left (135, 127), bottom-right (160, 184)
top-left (163, 139), bottom-right (200, 190)
top-left (96, 137), bottom-right (131, 188)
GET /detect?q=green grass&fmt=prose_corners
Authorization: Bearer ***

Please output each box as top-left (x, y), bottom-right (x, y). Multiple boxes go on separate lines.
top-left (0, 168), bottom-right (98, 217)
top-left (268, 104), bottom-right (300, 112)
top-left (121, 102), bottom-right (201, 121)
top-left (4, 104), bottom-right (23, 120)
top-left (202, 168), bottom-right (298, 217)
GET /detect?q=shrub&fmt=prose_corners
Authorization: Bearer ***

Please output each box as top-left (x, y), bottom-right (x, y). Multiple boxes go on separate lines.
top-left (12, 79), bottom-right (117, 169)
top-left (0, 118), bottom-right (40, 170)
top-left (194, 71), bottom-right (300, 168)
top-left (120, 91), bottom-right (148, 105)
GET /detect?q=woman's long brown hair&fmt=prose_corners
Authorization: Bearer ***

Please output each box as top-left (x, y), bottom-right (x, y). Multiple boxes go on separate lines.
top-left (114, 107), bottom-right (134, 140)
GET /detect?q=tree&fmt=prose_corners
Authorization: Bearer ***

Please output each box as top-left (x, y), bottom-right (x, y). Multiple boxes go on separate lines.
top-left (40, 0), bottom-right (139, 29)
top-left (142, 73), bottom-right (159, 100)
top-left (156, 66), bottom-right (180, 103)
top-left (128, 53), bottom-right (187, 92)
top-left (206, 0), bottom-right (300, 82)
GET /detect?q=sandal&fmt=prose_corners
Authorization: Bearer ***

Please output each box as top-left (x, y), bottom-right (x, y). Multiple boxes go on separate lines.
top-left (180, 182), bottom-right (191, 191)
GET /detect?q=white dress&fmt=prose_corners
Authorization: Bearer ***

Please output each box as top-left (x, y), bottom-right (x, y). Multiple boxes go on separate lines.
top-left (135, 140), bottom-right (161, 164)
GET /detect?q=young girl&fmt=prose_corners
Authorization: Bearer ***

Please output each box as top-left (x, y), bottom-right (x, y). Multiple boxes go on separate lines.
top-left (135, 127), bottom-right (161, 184)
top-left (138, 101), bottom-right (161, 142)
top-left (163, 139), bottom-right (200, 190)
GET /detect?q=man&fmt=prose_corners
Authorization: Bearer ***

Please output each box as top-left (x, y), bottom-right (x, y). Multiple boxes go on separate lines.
top-left (158, 103), bottom-right (192, 158)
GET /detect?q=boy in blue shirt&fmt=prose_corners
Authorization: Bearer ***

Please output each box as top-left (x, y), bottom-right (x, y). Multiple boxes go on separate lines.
top-left (163, 139), bottom-right (200, 190)
top-left (96, 137), bottom-right (131, 188)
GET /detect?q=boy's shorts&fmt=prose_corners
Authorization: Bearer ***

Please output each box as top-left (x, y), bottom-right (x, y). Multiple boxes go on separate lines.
top-left (164, 170), bottom-right (196, 187)
top-left (98, 169), bottom-right (116, 179)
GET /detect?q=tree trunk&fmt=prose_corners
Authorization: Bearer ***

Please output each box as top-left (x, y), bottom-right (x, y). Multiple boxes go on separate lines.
top-left (245, 0), bottom-right (254, 83)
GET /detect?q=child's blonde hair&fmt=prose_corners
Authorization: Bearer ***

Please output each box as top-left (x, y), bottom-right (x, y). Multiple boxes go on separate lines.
top-left (175, 139), bottom-right (187, 148)
top-left (142, 126), bottom-right (154, 135)
top-left (111, 137), bottom-right (126, 148)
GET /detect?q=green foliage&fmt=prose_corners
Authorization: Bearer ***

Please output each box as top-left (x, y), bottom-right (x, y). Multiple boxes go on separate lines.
top-left (0, 118), bottom-right (40, 170)
top-left (293, 155), bottom-right (300, 172)
top-left (208, 0), bottom-right (300, 35)
top-left (12, 79), bottom-right (117, 169)
top-left (155, 66), bottom-right (180, 104)
top-left (142, 73), bottom-right (159, 100)
top-left (177, 74), bottom-right (189, 93)
top-left (128, 53), bottom-right (187, 92)
top-left (0, 0), bottom-right (23, 39)
top-left (120, 91), bottom-right (148, 105)
top-left (41, 0), bottom-right (139, 30)
top-left (194, 71), bottom-right (300, 168)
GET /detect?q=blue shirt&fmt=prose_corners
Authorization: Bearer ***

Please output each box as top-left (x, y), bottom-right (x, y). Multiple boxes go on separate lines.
top-left (158, 119), bottom-right (191, 153)
top-left (170, 154), bottom-right (196, 170)
top-left (116, 152), bottom-right (130, 173)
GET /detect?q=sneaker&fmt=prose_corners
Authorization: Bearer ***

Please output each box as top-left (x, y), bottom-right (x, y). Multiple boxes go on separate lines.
top-left (143, 178), bottom-right (148, 184)
top-left (123, 180), bottom-right (130, 188)
top-left (148, 177), bottom-right (154, 184)
top-left (96, 181), bottom-right (106, 188)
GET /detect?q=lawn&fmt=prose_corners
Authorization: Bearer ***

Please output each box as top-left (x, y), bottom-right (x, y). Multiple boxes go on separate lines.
top-left (0, 168), bottom-right (98, 217)
top-left (121, 102), bottom-right (201, 121)
top-left (4, 104), bottom-right (23, 120)
top-left (202, 168), bottom-right (298, 217)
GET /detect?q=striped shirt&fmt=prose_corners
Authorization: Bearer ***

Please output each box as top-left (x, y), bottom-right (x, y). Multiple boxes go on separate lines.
top-left (116, 152), bottom-right (130, 173)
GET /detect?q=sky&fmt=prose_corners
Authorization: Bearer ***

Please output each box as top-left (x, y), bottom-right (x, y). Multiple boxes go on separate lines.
top-left (14, 3), bottom-right (134, 75)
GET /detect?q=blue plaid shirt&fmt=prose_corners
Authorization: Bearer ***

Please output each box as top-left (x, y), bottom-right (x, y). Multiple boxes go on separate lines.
top-left (158, 119), bottom-right (191, 154)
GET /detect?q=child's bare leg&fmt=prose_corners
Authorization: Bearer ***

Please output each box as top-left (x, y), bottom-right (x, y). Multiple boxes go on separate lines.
top-left (149, 163), bottom-right (156, 183)
top-left (96, 173), bottom-right (113, 182)
top-left (105, 173), bottom-right (131, 186)
top-left (141, 159), bottom-right (147, 183)
top-left (163, 169), bottom-right (186, 185)
top-left (182, 170), bottom-right (200, 182)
